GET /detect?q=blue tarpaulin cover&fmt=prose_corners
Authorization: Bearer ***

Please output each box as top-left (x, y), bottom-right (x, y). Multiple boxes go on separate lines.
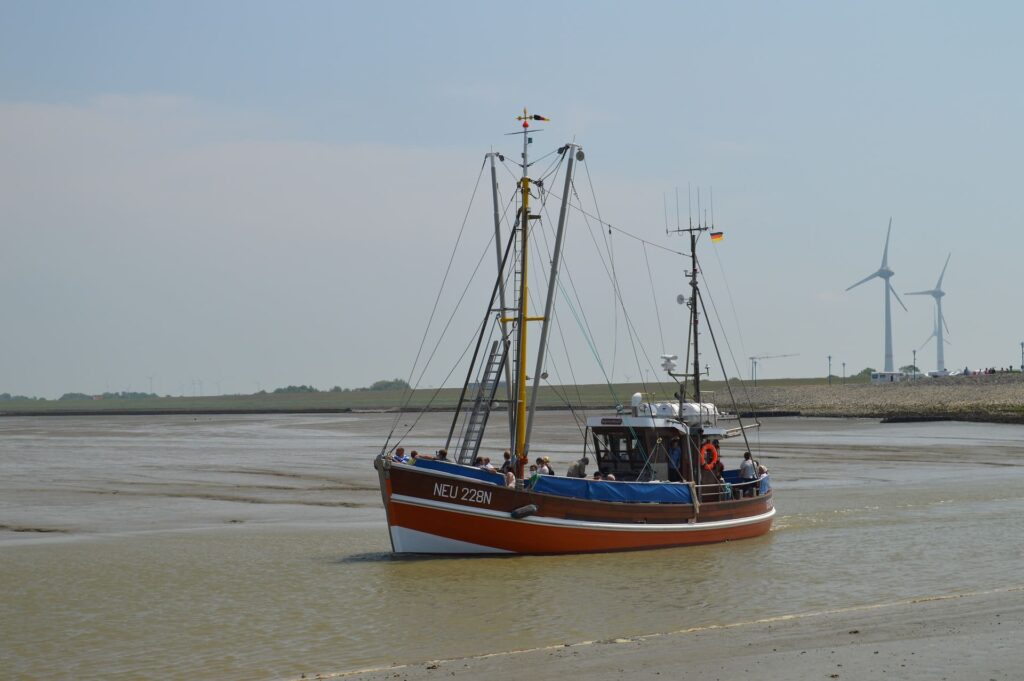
top-left (412, 458), bottom-right (506, 485)
top-left (530, 476), bottom-right (693, 504)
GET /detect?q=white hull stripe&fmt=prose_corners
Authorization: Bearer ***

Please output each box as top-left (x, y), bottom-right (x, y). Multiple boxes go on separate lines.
top-left (390, 526), bottom-right (511, 554)
top-left (389, 493), bottom-right (776, 532)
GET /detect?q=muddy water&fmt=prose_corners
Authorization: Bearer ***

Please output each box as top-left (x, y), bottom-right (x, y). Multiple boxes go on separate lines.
top-left (2, 413), bottom-right (1023, 679)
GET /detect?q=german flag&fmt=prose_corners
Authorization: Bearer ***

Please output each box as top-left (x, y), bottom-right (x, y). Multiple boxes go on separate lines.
top-left (710, 231), bottom-right (724, 242)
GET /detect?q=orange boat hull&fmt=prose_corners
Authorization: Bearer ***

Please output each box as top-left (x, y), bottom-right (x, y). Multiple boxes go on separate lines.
top-left (378, 459), bottom-right (774, 555)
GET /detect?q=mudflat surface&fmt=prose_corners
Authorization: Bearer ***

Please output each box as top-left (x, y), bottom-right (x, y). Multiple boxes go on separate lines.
top-left (4, 414), bottom-right (1023, 679)
top-left (335, 587), bottom-right (1023, 681)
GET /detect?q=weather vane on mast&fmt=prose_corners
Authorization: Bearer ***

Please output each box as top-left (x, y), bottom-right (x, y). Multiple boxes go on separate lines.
top-left (516, 107), bottom-right (550, 128)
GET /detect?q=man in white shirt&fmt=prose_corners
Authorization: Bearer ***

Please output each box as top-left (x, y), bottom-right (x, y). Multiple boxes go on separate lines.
top-left (739, 451), bottom-right (756, 496)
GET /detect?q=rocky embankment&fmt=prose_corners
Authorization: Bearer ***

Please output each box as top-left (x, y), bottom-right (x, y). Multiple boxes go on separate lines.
top-left (735, 372), bottom-right (1024, 423)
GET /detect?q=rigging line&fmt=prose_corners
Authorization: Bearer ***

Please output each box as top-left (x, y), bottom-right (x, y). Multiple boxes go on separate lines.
top-left (579, 160), bottom-right (620, 381)
top-left (501, 146), bottom-right (558, 175)
top-left (391, 313), bottom-right (490, 450)
top-left (681, 280), bottom-right (694, 402)
top-left (520, 237), bottom-right (588, 436)
top-left (541, 202), bottom-right (611, 409)
top-left (542, 189), bottom-right (688, 256)
top-left (571, 179), bottom-right (662, 399)
top-left (697, 286), bottom-right (756, 455)
top-left (708, 231), bottom-right (748, 363)
top-left (642, 242), bottom-right (667, 354)
top-left (535, 199), bottom-right (616, 402)
top-left (498, 157), bottom-right (521, 184)
top-left (535, 150), bottom-right (567, 186)
top-left (553, 270), bottom-right (618, 400)
top-left (695, 247), bottom-right (749, 391)
top-left (541, 378), bottom-right (589, 440)
top-left (557, 228), bottom-right (658, 407)
top-left (536, 187), bottom-right (590, 427)
top-left (527, 205), bottom-right (588, 438)
top-left (696, 259), bottom-right (745, 382)
top-left (386, 158), bottom-right (488, 439)
top-left (698, 264), bottom-right (759, 426)
top-left (402, 230), bottom-right (497, 418)
top-left (450, 320), bottom-right (503, 451)
top-left (569, 182), bottom-right (657, 398)
top-left (556, 260), bottom-right (617, 403)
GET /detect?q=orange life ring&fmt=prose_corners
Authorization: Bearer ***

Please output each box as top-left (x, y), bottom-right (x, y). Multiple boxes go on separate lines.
top-left (699, 442), bottom-right (719, 471)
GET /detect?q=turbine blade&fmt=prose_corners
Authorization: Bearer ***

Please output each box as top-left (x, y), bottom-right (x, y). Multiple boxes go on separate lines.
top-left (936, 253), bottom-right (951, 289)
top-left (846, 271), bottom-right (879, 291)
top-left (881, 217), bottom-right (892, 268)
top-left (889, 282), bottom-right (908, 311)
top-left (941, 313), bottom-right (950, 335)
top-left (904, 290), bottom-right (934, 296)
top-left (919, 332), bottom-right (936, 351)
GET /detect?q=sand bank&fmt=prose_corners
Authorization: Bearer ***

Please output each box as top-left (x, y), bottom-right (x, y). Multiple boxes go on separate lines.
top-left (739, 373), bottom-right (1024, 423)
top-left (326, 586), bottom-right (1022, 681)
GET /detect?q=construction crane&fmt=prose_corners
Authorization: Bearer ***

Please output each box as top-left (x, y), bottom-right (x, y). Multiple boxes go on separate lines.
top-left (749, 354), bottom-right (798, 386)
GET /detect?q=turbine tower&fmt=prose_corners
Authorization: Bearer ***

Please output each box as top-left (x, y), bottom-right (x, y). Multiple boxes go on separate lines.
top-left (906, 254), bottom-right (951, 373)
top-left (846, 218), bottom-right (907, 373)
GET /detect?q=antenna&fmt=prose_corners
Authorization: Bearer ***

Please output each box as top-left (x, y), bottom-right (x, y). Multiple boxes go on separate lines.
top-left (687, 183), bottom-right (692, 229)
top-left (675, 186), bottom-right (680, 230)
top-left (710, 187), bottom-right (714, 228)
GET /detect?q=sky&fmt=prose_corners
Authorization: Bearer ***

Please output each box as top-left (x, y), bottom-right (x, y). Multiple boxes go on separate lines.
top-left (2, 1), bottom-right (1023, 398)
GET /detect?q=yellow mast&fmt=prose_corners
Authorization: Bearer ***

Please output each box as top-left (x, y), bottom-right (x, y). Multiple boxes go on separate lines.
top-left (515, 172), bottom-right (530, 472)
top-left (510, 108), bottom-right (548, 477)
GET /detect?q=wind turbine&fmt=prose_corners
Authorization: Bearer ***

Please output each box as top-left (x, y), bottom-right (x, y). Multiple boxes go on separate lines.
top-left (906, 254), bottom-right (951, 373)
top-left (846, 218), bottom-right (907, 373)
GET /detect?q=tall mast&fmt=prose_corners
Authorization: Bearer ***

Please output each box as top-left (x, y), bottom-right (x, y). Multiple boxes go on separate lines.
top-left (668, 210), bottom-right (710, 405)
top-left (690, 228), bottom-right (702, 404)
top-left (487, 152), bottom-right (516, 441)
top-left (510, 108), bottom-right (549, 477)
top-left (525, 143), bottom-right (578, 458)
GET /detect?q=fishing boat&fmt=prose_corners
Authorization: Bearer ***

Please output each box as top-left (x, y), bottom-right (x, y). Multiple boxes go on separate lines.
top-left (374, 111), bottom-right (774, 554)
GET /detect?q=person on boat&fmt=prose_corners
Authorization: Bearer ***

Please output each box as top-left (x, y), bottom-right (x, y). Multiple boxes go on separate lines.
top-left (755, 464), bottom-right (769, 496)
top-left (712, 456), bottom-right (725, 481)
top-left (435, 449), bottom-right (448, 461)
top-left (535, 457), bottom-right (550, 475)
top-left (566, 456), bottom-right (589, 478)
top-left (480, 457), bottom-right (497, 472)
top-left (393, 447), bottom-right (409, 463)
top-left (498, 450), bottom-right (514, 475)
top-left (739, 451), bottom-right (756, 496)
top-left (543, 456), bottom-right (556, 475)
top-left (526, 464), bottom-right (540, 487)
top-left (667, 438), bottom-right (683, 482)
top-left (504, 470), bottom-right (516, 487)
top-left (591, 470), bottom-right (603, 481)
top-left (604, 470), bottom-right (616, 481)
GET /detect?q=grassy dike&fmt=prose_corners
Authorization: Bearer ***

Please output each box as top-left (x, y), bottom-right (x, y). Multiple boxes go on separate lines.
top-left (3, 374), bottom-right (1023, 423)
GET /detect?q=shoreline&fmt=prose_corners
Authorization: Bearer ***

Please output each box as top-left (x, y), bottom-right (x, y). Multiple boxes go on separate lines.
top-left (4, 374), bottom-right (1023, 423)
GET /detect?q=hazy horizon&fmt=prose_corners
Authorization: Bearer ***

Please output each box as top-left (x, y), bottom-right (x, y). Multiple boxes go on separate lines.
top-left (3, 2), bottom-right (1023, 399)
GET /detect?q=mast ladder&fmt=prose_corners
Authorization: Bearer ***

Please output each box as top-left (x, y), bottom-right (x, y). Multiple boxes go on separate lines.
top-left (456, 340), bottom-right (507, 464)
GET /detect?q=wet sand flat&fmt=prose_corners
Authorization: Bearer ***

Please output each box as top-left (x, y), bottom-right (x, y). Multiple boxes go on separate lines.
top-left (336, 587), bottom-right (1023, 681)
top-left (3, 413), bottom-right (1024, 679)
